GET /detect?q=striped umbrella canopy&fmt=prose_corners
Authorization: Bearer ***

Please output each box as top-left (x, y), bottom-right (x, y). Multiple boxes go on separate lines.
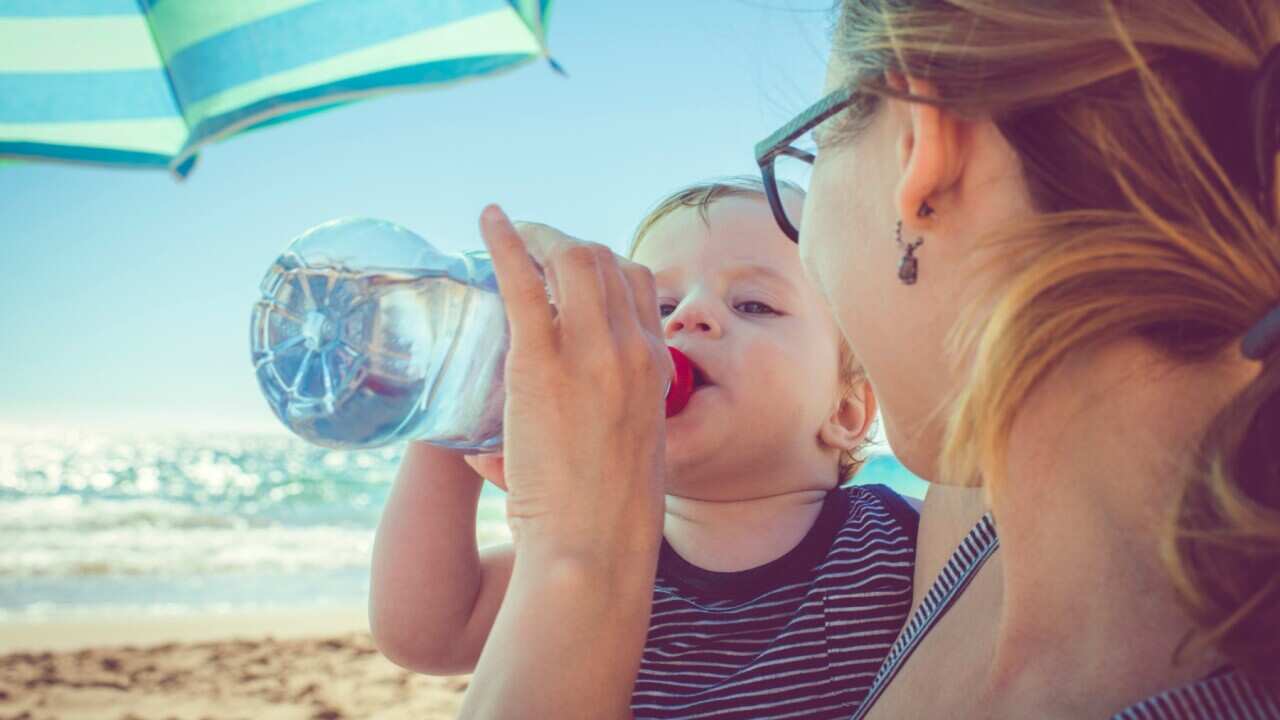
top-left (0, 0), bottom-right (555, 178)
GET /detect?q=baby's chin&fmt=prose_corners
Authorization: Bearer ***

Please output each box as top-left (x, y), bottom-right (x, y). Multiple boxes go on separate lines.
top-left (662, 421), bottom-right (717, 467)
top-left (661, 471), bottom-right (739, 501)
top-left (661, 472), bottom-right (797, 504)
top-left (661, 436), bottom-right (762, 497)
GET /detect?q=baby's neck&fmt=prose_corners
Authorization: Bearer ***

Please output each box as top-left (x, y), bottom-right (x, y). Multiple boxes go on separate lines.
top-left (662, 488), bottom-right (831, 572)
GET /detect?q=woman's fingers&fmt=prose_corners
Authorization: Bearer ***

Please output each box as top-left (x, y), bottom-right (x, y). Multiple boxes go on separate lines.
top-left (596, 247), bottom-right (638, 334)
top-left (619, 258), bottom-right (662, 340)
top-left (554, 243), bottom-right (615, 343)
top-left (490, 210), bottom-right (666, 410)
top-left (516, 222), bottom-right (614, 343)
top-left (507, 221), bottom-right (658, 341)
top-left (479, 206), bottom-right (554, 352)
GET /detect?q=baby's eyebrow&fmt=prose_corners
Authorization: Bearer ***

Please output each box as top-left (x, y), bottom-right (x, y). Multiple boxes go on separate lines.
top-left (651, 267), bottom-right (682, 286)
top-left (724, 262), bottom-right (797, 291)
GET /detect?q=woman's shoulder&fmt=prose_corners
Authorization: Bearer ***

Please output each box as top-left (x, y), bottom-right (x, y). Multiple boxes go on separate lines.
top-left (909, 485), bottom-right (990, 605)
top-left (1111, 667), bottom-right (1280, 719)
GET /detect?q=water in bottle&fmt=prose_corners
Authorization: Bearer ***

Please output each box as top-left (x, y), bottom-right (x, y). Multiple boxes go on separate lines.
top-left (251, 218), bottom-right (508, 450)
top-left (251, 218), bottom-right (695, 452)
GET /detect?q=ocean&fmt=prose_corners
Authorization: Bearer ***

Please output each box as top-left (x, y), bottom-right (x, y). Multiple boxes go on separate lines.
top-left (0, 430), bottom-right (927, 620)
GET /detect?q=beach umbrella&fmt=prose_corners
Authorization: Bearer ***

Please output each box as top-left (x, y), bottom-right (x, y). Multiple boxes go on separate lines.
top-left (0, 0), bottom-right (556, 178)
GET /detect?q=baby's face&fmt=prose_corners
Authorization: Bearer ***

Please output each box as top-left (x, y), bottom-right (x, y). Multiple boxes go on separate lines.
top-left (632, 195), bottom-right (847, 496)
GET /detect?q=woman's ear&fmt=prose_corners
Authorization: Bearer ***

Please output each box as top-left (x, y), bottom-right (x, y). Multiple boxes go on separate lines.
top-left (886, 73), bottom-right (965, 230)
top-left (820, 379), bottom-right (878, 451)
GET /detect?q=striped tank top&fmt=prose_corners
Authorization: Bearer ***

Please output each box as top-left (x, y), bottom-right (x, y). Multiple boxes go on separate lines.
top-left (851, 515), bottom-right (1280, 720)
top-left (630, 484), bottom-right (919, 720)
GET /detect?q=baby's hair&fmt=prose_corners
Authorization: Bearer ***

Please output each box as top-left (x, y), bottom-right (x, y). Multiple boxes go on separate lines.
top-left (629, 177), bottom-right (874, 482)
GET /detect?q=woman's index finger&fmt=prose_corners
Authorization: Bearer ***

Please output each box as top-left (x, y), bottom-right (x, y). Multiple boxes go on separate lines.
top-left (479, 205), bottom-right (554, 350)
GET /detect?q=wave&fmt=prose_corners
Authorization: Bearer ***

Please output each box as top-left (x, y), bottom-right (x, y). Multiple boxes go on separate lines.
top-left (0, 495), bottom-right (260, 532)
top-left (0, 430), bottom-right (921, 581)
top-left (0, 496), bottom-right (511, 579)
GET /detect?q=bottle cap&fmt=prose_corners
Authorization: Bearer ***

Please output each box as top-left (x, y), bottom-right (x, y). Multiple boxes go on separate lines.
top-left (666, 346), bottom-right (695, 417)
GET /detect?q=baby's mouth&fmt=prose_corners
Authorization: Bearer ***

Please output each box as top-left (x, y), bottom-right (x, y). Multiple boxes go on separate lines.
top-left (689, 359), bottom-right (713, 390)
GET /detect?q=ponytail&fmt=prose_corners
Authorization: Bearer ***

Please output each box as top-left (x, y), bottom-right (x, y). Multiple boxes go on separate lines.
top-left (1169, 353), bottom-right (1280, 692)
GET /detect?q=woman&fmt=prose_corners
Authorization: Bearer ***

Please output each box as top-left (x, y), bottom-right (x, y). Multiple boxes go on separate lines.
top-left (460, 1), bottom-right (1280, 717)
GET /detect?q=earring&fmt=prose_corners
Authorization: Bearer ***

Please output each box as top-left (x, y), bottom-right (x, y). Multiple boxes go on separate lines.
top-left (895, 202), bottom-right (932, 285)
top-left (895, 221), bottom-right (925, 285)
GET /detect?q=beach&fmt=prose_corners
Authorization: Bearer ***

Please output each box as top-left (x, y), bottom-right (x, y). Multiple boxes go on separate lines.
top-left (0, 608), bottom-right (469, 719)
top-left (0, 430), bottom-right (925, 719)
top-left (0, 432), bottom-right (491, 720)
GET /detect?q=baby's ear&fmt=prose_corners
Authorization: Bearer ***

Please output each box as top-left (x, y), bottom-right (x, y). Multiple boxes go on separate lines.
top-left (819, 380), bottom-right (877, 451)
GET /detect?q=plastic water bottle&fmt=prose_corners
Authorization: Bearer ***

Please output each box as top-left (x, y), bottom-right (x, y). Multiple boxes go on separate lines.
top-left (250, 218), bottom-right (693, 451)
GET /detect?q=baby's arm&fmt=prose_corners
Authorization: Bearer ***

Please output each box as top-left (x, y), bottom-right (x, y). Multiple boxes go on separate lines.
top-left (369, 442), bottom-right (514, 675)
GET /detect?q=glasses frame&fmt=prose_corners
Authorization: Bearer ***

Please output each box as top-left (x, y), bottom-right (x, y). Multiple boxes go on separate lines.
top-left (754, 87), bottom-right (857, 243)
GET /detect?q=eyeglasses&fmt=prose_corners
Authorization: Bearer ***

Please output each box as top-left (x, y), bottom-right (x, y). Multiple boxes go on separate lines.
top-left (754, 87), bottom-right (858, 243)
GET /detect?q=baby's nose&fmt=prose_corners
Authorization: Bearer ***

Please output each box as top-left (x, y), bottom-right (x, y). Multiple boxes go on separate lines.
top-left (664, 305), bottom-right (720, 338)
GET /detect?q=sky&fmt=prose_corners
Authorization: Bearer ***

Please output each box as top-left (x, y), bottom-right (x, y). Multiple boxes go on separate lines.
top-left (0, 0), bottom-right (836, 434)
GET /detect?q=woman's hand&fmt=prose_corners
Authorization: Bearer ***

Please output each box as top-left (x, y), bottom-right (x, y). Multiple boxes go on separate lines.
top-left (480, 206), bottom-right (668, 557)
top-left (459, 205), bottom-right (667, 720)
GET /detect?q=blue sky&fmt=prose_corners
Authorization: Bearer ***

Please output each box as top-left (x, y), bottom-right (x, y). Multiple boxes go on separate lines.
top-left (0, 1), bottom-right (834, 433)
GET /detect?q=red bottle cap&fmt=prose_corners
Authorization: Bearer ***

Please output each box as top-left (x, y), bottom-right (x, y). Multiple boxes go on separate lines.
top-left (666, 346), bottom-right (695, 417)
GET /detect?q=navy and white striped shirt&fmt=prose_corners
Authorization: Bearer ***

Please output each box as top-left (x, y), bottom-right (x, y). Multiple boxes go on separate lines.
top-left (853, 515), bottom-right (1279, 720)
top-left (631, 484), bottom-right (918, 720)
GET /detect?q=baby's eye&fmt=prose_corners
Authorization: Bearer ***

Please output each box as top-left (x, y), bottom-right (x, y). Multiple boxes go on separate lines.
top-left (658, 302), bottom-right (678, 317)
top-left (736, 301), bottom-right (778, 315)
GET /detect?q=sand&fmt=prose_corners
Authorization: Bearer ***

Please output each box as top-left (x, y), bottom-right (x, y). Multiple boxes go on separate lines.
top-left (0, 608), bottom-right (469, 720)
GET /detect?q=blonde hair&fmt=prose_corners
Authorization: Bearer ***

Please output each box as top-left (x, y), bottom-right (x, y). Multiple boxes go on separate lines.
top-left (834, 0), bottom-right (1280, 689)
top-left (629, 177), bottom-right (873, 482)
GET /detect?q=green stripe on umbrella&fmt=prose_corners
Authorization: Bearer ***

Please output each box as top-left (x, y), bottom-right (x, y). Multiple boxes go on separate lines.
top-left (0, 0), bottom-right (556, 179)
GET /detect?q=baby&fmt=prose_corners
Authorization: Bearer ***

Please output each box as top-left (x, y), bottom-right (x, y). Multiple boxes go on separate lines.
top-left (369, 178), bottom-right (921, 719)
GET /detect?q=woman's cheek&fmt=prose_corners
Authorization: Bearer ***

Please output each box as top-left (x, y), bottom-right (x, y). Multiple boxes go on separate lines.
top-left (798, 208), bottom-right (833, 299)
top-left (799, 161), bottom-right (852, 307)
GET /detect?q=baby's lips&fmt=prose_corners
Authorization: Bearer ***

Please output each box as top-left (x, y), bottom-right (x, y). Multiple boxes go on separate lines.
top-left (666, 347), bottom-right (695, 417)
